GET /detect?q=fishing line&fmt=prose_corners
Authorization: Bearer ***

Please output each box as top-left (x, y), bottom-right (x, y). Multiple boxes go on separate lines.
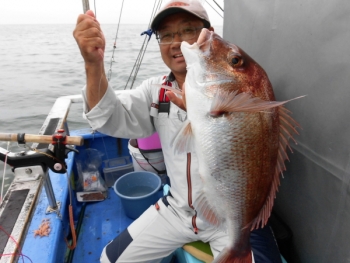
top-left (124, 0), bottom-right (163, 90)
top-left (97, 70), bottom-right (104, 108)
top-left (107, 0), bottom-right (126, 81)
top-left (100, 135), bottom-right (110, 161)
top-left (211, 0), bottom-right (224, 12)
top-left (0, 142), bottom-right (10, 204)
top-left (90, 0), bottom-right (105, 108)
top-left (124, 36), bottom-right (150, 90)
top-left (205, 0), bottom-right (223, 18)
top-left (0, 225), bottom-right (33, 263)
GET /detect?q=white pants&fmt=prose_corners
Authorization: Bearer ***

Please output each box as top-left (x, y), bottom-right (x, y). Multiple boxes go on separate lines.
top-left (100, 198), bottom-right (229, 263)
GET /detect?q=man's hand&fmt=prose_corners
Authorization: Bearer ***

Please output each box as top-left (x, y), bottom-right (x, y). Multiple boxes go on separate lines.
top-left (165, 83), bottom-right (187, 111)
top-left (73, 10), bottom-right (108, 110)
top-left (73, 10), bottom-right (105, 66)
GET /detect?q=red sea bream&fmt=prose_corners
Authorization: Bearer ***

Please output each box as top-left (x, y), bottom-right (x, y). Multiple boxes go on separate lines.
top-left (173, 29), bottom-right (301, 263)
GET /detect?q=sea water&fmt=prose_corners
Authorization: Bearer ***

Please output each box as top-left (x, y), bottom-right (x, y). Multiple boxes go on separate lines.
top-left (0, 24), bottom-right (223, 195)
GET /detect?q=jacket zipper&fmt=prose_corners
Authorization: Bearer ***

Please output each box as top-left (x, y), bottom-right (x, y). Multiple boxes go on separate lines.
top-left (187, 153), bottom-right (198, 234)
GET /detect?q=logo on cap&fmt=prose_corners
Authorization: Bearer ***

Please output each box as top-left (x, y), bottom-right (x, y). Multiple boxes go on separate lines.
top-left (166, 2), bottom-right (190, 8)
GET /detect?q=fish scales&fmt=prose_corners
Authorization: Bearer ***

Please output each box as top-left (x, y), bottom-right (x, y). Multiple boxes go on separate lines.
top-left (173, 28), bottom-right (301, 262)
top-left (196, 110), bottom-right (278, 218)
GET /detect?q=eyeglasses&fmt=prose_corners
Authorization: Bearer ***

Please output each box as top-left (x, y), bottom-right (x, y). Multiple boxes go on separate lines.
top-left (156, 26), bottom-right (204, 45)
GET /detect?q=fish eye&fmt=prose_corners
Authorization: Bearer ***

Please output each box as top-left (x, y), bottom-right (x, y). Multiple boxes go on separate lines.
top-left (229, 55), bottom-right (243, 67)
top-left (232, 57), bottom-right (239, 64)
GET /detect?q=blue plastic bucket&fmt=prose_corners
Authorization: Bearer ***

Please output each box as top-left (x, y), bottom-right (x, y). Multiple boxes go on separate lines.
top-left (113, 171), bottom-right (161, 219)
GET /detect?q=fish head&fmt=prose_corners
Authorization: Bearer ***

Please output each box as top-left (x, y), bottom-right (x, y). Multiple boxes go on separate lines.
top-left (181, 28), bottom-right (274, 101)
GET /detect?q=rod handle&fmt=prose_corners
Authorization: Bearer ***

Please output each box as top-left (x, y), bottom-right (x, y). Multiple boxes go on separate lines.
top-left (0, 133), bottom-right (84, 146)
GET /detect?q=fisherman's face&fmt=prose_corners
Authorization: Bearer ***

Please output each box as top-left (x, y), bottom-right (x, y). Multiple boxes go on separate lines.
top-left (157, 12), bottom-right (204, 77)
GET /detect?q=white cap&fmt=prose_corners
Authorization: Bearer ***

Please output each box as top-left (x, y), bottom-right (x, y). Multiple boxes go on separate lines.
top-left (151, 0), bottom-right (211, 31)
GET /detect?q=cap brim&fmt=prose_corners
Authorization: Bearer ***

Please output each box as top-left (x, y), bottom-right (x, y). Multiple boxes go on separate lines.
top-left (151, 7), bottom-right (210, 31)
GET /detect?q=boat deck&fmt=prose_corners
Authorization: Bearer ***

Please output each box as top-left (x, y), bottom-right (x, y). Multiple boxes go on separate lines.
top-left (71, 187), bottom-right (134, 262)
top-left (69, 129), bottom-right (135, 262)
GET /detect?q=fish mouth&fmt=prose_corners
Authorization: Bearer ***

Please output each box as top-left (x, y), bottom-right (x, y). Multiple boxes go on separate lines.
top-left (197, 28), bottom-right (214, 49)
top-left (180, 28), bottom-right (213, 56)
top-left (180, 29), bottom-right (235, 84)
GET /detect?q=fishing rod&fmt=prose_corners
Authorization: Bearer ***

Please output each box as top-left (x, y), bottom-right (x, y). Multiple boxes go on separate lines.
top-left (82, 0), bottom-right (98, 18)
top-left (0, 132), bottom-right (83, 146)
top-left (82, 0), bottom-right (90, 13)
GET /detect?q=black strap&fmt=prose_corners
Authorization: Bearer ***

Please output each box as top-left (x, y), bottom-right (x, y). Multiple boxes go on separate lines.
top-left (158, 77), bottom-right (171, 114)
top-left (131, 149), bottom-right (167, 174)
top-left (139, 149), bottom-right (167, 174)
top-left (17, 133), bottom-right (26, 144)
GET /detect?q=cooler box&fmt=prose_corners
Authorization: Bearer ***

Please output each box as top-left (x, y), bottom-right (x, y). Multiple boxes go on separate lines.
top-left (103, 156), bottom-right (134, 187)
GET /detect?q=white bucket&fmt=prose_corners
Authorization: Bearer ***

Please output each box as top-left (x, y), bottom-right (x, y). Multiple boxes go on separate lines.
top-left (128, 139), bottom-right (166, 174)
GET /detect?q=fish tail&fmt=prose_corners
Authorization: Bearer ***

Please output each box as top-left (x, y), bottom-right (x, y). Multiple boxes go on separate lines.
top-left (213, 247), bottom-right (253, 263)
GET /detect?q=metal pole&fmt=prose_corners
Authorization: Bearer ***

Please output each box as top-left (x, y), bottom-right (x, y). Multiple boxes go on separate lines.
top-left (43, 168), bottom-right (58, 210)
top-left (82, 0), bottom-right (90, 13)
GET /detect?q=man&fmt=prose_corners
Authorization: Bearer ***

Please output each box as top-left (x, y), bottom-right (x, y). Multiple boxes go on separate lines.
top-left (74, 1), bottom-right (282, 262)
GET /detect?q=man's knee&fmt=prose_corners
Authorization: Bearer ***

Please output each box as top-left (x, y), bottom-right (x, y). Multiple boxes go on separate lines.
top-left (100, 229), bottom-right (133, 263)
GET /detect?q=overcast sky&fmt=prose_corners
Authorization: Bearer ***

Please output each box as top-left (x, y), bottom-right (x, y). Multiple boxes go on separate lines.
top-left (0, 0), bottom-right (224, 26)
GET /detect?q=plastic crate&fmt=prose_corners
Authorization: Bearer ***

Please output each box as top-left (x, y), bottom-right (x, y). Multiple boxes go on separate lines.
top-left (103, 156), bottom-right (134, 187)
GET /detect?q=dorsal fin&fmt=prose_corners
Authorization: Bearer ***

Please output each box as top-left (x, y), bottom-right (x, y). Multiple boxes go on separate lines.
top-left (250, 105), bottom-right (302, 230)
top-left (210, 89), bottom-right (298, 115)
top-left (209, 89), bottom-right (304, 116)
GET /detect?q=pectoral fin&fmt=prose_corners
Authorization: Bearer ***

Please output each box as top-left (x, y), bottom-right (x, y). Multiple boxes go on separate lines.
top-left (172, 120), bottom-right (195, 154)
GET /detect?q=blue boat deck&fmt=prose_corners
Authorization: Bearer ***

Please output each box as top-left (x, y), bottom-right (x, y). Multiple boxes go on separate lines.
top-left (69, 129), bottom-right (134, 262)
top-left (72, 188), bottom-right (134, 262)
